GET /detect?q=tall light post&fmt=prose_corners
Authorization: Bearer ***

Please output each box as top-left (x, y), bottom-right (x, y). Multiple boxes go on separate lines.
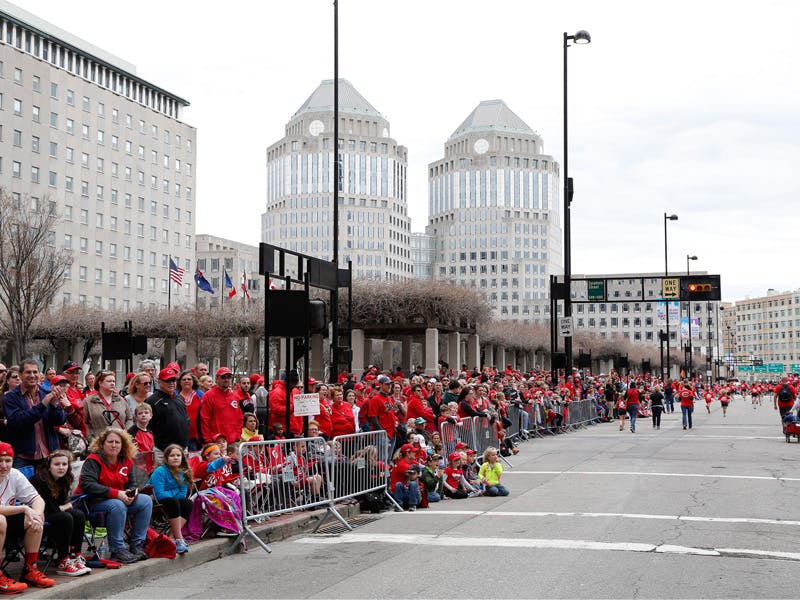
top-left (686, 254), bottom-right (698, 377)
top-left (663, 213), bottom-right (678, 378)
top-left (563, 29), bottom-right (591, 376)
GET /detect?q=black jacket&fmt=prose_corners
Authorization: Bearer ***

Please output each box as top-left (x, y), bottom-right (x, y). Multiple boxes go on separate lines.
top-left (146, 390), bottom-right (189, 449)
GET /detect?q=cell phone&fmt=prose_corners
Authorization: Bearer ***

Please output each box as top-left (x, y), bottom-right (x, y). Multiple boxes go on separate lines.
top-left (126, 487), bottom-right (138, 497)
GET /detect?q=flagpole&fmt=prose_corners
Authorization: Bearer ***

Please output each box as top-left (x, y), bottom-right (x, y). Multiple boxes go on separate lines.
top-left (222, 269), bottom-right (225, 313)
top-left (168, 255), bottom-right (172, 312)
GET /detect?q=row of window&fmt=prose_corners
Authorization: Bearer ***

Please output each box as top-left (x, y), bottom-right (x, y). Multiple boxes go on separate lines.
top-left (0, 28), bottom-right (186, 119)
top-left (61, 292), bottom-right (191, 311)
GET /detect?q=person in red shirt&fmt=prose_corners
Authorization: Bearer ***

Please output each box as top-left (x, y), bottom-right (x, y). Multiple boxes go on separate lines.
top-left (312, 384), bottom-right (333, 439)
top-left (624, 384), bottom-right (640, 433)
top-left (199, 367), bottom-right (244, 445)
top-left (679, 381), bottom-right (695, 430)
top-left (330, 387), bottom-right (356, 438)
top-left (389, 444), bottom-right (416, 492)
top-left (719, 390), bottom-right (731, 417)
top-left (406, 384), bottom-right (435, 432)
top-left (367, 375), bottom-right (398, 450)
top-left (703, 389), bottom-right (715, 414)
top-left (774, 377), bottom-right (797, 418)
top-left (61, 361), bottom-right (86, 436)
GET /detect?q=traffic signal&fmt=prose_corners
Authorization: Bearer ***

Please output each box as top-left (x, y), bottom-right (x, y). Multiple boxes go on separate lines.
top-left (680, 275), bottom-right (721, 301)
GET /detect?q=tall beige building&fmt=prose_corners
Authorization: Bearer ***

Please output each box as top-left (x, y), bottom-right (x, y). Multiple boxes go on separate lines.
top-left (732, 289), bottom-right (800, 371)
top-left (261, 79), bottom-right (412, 281)
top-left (0, 1), bottom-right (196, 310)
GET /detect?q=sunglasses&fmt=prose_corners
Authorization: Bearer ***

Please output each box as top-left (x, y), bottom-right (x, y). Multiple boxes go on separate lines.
top-left (9, 374), bottom-right (20, 379)
top-left (163, 378), bottom-right (177, 383)
top-left (0, 370), bottom-right (6, 374)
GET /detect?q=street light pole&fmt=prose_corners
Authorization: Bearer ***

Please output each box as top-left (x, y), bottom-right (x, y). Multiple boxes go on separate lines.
top-left (686, 254), bottom-right (698, 378)
top-left (563, 29), bottom-right (590, 377)
top-left (664, 213), bottom-right (678, 379)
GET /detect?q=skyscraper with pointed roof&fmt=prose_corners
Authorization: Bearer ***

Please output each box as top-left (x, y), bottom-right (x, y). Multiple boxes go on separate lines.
top-left (425, 99), bottom-right (562, 322)
top-left (261, 79), bottom-right (411, 281)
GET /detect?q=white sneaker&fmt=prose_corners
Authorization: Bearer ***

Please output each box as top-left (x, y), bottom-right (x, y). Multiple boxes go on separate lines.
top-left (74, 554), bottom-right (92, 572)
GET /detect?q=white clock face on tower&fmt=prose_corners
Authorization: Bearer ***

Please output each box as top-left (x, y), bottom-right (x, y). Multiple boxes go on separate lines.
top-left (309, 120), bottom-right (324, 136)
top-left (474, 138), bottom-right (489, 154)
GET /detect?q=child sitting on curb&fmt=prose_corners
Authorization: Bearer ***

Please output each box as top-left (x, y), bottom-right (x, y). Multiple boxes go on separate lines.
top-left (392, 464), bottom-right (421, 511)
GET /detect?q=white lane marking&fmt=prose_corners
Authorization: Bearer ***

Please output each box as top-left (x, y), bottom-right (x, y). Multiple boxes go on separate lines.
top-left (385, 510), bottom-right (800, 527)
top-left (297, 533), bottom-right (800, 562)
top-left (505, 471), bottom-right (800, 482)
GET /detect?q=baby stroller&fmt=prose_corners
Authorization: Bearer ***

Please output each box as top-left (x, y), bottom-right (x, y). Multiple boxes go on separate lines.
top-left (782, 413), bottom-right (800, 443)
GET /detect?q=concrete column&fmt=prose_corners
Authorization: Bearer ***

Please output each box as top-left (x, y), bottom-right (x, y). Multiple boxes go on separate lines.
top-left (484, 344), bottom-right (494, 370)
top-left (310, 334), bottom-right (324, 380)
top-left (185, 338), bottom-right (198, 370)
top-left (466, 334), bottom-right (480, 371)
top-left (163, 338), bottom-right (176, 364)
top-left (219, 338), bottom-right (232, 369)
top-left (382, 340), bottom-right (394, 373)
top-left (447, 332), bottom-right (461, 372)
top-left (424, 328), bottom-right (439, 376)
top-left (351, 329), bottom-right (365, 375)
top-left (401, 336), bottom-right (413, 373)
top-left (247, 335), bottom-right (261, 374)
top-left (496, 346), bottom-right (506, 370)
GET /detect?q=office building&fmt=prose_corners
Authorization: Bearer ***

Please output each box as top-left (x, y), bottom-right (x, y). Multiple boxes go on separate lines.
top-left (195, 234), bottom-right (261, 308)
top-left (425, 99), bottom-right (562, 322)
top-left (0, 1), bottom-right (196, 310)
top-left (261, 78), bottom-right (411, 281)
top-left (731, 289), bottom-right (800, 371)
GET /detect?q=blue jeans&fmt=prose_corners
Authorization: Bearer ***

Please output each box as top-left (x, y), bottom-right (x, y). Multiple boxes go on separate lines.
top-left (393, 482), bottom-right (420, 508)
top-left (485, 484), bottom-right (509, 496)
top-left (426, 491), bottom-right (441, 503)
top-left (681, 406), bottom-right (693, 428)
top-left (626, 405), bottom-right (638, 430)
top-left (520, 411), bottom-right (530, 431)
top-left (89, 494), bottom-right (153, 552)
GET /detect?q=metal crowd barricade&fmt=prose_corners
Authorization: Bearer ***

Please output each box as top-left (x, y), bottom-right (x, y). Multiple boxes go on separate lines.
top-left (329, 430), bottom-right (400, 510)
top-left (440, 417), bottom-right (478, 458)
top-left (473, 416), bottom-right (512, 467)
top-left (236, 436), bottom-right (350, 554)
top-left (566, 399), bottom-right (598, 429)
top-left (505, 405), bottom-right (522, 439)
top-left (525, 402), bottom-right (546, 437)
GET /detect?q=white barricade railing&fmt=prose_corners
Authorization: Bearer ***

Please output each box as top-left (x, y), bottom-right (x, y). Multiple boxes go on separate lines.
top-left (440, 418), bottom-right (478, 458)
top-left (236, 436), bottom-right (350, 553)
top-left (329, 430), bottom-right (398, 509)
top-left (473, 416), bottom-right (500, 456)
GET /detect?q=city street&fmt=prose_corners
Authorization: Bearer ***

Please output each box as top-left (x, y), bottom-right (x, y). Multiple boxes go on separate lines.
top-left (112, 397), bottom-right (800, 599)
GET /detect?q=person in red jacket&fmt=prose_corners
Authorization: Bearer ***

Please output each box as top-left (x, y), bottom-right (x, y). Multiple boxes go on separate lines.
top-left (312, 384), bottom-right (333, 439)
top-left (406, 384), bottom-right (435, 432)
top-left (679, 380), bottom-right (695, 430)
top-left (199, 367), bottom-right (243, 445)
top-left (330, 387), bottom-right (356, 438)
top-left (268, 371), bottom-right (303, 437)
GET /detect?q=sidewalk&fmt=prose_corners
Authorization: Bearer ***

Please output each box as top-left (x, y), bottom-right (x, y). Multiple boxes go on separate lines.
top-left (25, 503), bottom-right (360, 599)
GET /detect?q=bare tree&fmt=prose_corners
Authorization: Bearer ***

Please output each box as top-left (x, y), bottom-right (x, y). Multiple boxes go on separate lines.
top-left (0, 189), bottom-right (73, 362)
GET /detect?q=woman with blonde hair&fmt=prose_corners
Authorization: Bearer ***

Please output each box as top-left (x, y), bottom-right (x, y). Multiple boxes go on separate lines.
top-left (125, 372), bottom-right (153, 417)
top-left (78, 428), bottom-right (152, 564)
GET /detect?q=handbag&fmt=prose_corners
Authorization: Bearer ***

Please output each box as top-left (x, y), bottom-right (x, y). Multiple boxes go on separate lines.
top-left (65, 430), bottom-right (89, 458)
top-left (616, 399), bottom-right (626, 410)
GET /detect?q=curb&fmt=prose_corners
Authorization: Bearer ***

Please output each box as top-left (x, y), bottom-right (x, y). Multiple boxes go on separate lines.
top-left (25, 503), bottom-right (360, 599)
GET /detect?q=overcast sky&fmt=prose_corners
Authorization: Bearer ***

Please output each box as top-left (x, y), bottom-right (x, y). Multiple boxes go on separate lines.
top-left (13, 0), bottom-right (800, 302)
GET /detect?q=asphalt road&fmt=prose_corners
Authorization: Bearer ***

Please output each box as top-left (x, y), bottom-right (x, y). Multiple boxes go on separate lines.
top-left (111, 396), bottom-right (800, 599)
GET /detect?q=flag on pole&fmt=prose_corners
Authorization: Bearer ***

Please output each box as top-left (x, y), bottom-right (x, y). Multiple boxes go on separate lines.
top-left (169, 258), bottom-right (185, 285)
top-left (194, 269), bottom-right (214, 294)
top-left (241, 270), bottom-right (252, 300)
top-left (224, 270), bottom-right (237, 298)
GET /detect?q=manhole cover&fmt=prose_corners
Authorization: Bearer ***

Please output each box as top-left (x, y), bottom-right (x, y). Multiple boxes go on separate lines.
top-left (313, 515), bottom-right (380, 535)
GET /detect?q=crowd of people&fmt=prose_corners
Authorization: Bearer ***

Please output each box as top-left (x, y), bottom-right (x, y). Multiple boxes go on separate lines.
top-left (0, 355), bottom-right (795, 593)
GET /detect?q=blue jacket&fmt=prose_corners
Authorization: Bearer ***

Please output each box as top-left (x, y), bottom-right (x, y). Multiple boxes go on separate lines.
top-left (147, 464), bottom-right (190, 501)
top-left (3, 385), bottom-right (66, 457)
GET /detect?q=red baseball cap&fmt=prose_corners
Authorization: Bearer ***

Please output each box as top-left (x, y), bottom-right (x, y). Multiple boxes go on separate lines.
top-left (50, 375), bottom-right (69, 386)
top-left (216, 367), bottom-right (232, 377)
top-left (448, 451), bottom-right (461, 462)
top-left (454, 442), bottom-right (469, 450)
top-left (400, 444), bottom-right (415, 453)
top-left (0, 442), bottom-right (14, 458)
top-left (158, 367), bottom-right (178, 381)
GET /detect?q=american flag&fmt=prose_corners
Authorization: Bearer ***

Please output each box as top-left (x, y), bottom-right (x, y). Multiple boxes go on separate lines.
top-left (169, 257), bottom-right (185, 285)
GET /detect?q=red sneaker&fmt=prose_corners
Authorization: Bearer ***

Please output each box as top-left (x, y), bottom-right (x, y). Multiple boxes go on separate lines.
top-left (22, 567), bottom-right (55, 588)
top-left (0, 574), bottom-right (27, 594)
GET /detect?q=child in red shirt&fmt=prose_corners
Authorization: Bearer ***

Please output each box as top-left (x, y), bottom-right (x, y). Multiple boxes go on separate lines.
top-left (127, 403), bottom-right (155, 474)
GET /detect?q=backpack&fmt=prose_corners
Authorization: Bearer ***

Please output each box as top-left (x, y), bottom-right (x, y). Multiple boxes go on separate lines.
top-left (778, 384), bottom-right (793, 402)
